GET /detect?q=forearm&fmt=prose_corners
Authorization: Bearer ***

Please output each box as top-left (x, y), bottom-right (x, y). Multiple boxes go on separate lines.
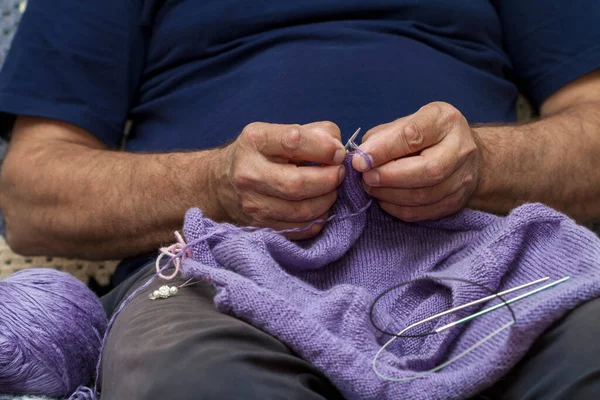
top-left (469, 101), bottom-right (600, 222)
top-left (0, 137), bottom-right (226, 260)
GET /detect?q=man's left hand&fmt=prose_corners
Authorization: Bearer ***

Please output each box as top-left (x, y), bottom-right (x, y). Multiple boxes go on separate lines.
top-left (352, 102), bottom-right (481, 221)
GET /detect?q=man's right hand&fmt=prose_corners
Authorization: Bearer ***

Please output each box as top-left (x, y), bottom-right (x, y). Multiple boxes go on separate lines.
top-left (214, 121), bottom-right (347, 239)
top-left (0, 117), bottom-right (345, 260)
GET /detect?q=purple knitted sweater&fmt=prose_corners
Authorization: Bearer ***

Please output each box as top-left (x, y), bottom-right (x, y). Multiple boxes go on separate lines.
top-left (180, 158), bottom-right (600, 400)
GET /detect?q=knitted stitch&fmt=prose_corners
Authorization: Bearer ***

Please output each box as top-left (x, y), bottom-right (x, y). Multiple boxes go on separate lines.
top-left (180, 156), bottom-right (600, 400)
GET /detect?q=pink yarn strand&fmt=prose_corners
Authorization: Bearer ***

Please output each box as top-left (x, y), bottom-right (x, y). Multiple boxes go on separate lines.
top-left (156, 231), bottom-right (192, 280)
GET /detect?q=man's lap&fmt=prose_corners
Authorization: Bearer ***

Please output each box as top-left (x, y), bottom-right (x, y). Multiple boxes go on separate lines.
top-left (101, 264), bottom-right (600, 399)
top-left (100, 265), bottom-right (344, 400)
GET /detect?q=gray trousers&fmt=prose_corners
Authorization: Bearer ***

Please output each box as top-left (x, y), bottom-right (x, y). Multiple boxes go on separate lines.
top-left (100, 264), bottom-right (600, 400)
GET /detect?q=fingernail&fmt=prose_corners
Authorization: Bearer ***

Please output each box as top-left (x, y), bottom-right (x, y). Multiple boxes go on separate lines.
top-left (363, 170), bottom-right (380, 186)
top-left (333, 149), bottom-right (346, 164)
top-left (338, 165), bottom-right (346, 182)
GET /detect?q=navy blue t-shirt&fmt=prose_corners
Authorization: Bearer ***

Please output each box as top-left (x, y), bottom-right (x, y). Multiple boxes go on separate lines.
top-left (1, 1), bottom-right (600, 281)
top-left (1, 0), bottom-right (599, 151)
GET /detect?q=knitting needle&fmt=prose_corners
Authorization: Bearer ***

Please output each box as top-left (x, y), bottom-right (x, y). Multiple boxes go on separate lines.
top-left (435, 276), bottom-right (570, 333)
top-left (177, 277), bottom-right (200, 289)
top-left (372, 276), bottom-right (568, 382)
top-left (399, 276), bottom-right (550, 331)
top-left (345, 127), bottom-right (361, 151)
top-left (373, 320), bottom-right (515, 382)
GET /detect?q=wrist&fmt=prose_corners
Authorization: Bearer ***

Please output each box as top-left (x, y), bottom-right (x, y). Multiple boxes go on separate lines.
top-left (205, 145), bottom-right (235, 222)
top-left (470, 127), bottom-right (488, 201)
top-left (467, 126), bottom-right (523, 214)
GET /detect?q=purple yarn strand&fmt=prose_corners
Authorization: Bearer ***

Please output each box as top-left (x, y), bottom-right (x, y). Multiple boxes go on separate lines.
top-left (353, 148), bottom-right (374, 169)
top-left (69, 385), bottom-right (98, 400)
top-left (347, 135), bottom-right (375, 169)
top-left (240, 198), bottom-right (373, 235)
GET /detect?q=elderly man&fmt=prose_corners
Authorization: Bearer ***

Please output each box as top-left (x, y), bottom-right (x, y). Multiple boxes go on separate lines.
top-left (0, 0), bottom-right (599, 399)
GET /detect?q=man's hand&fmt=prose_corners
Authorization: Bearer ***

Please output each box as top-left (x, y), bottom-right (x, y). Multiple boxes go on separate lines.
top-left (215, 121), bottom-right (346, 239)
top-left (0, 118), bottom-right (345, 259)
top-left (351, 102), bottom-right (480, 221)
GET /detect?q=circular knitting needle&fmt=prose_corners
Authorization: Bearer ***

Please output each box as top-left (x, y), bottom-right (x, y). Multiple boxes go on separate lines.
top-left (435, 276), bottom-right (570, 333)
top-left (372, 276), bottom-right (570, 382)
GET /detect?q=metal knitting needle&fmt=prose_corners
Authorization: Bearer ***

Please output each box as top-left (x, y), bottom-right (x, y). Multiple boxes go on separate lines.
top-left (372, 276), bottom-right (568, 382)
top-left (178, 277), bottom-right (199, 289)
top-left (435, 276), bottom-right (570, 333)
top-left (399, 276), bottom-right (550, 331)
top-left (345, 127), bottom-right (361, 151)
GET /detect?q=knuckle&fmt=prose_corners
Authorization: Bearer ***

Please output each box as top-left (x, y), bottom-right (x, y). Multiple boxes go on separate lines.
top-left (420, 102), bottom-right (440, 116)
top-left (240, 198), bottom-right (261, 215)
top-left (318, 121), bottom-right (341, 136)
top-left (435, 102), bottom-right (462, 124)
top-left (461, 175), bottom-right (474, 190)
top-left (458, 176), bottom-right (475, 198)
top-left (427, 101), bottom-right (450, 113)
top-left (306, 223), bottom-right (324, 236)
top-left (464, 139), bottom-right (478, 157)
top-left (443, 193), bottom-right (465, 214)
top-left (297, 203), bottom-right (321, 221)
top-left (281, 125), bottom-right (303, 153)
top-left (231, 169), bottom-right (255, 189)
top-left (384, 203), bottom-right (418, 222)
top-left (425, 161), bottom-right (445, 184)
top-left (241, 122), bottom-right (264, 144)
top-left (400, 123), bottom-right (424, 153)
top-left (412, 188), bottom-right (432, 205)
top-left (401, 209), bottom-right (423, 222)
top-left (283, 173), bottom-right (306, 200)
top-left (426, 101), bottom-right (462, 124)
top-left (444, 106), bottom-right (462, 125)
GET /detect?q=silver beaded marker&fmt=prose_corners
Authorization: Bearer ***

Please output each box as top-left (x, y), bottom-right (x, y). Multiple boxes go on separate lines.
top-left (149, 277), bottom-right (199, 300)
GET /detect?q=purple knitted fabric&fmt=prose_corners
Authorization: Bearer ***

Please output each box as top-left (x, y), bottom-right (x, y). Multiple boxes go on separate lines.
top-left (180, 157), bottom-right (600, 400)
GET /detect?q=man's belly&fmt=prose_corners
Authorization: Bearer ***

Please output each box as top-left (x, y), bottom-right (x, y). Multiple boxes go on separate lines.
top-left (128, 24), bottom-right (516, 153)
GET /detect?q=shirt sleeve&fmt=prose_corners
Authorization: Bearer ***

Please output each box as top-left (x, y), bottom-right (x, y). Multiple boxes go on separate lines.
top-left (0, 0), bottom-right (145, 147)
top-left (494, 0), bottom-right (600, 109)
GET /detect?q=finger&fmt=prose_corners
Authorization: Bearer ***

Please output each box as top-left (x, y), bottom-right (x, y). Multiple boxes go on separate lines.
top-left (283, 211), bottom-right (329, 240)
top-left (379, 189), bottom-right (468, 222)
top-left (238, 161), bottom-right (345, 201)
top-left (270, 156), bottom-right (309, 166)
top-left (242, 191), bottom-right (338, 223)
top-left (242, 122), bottom-right (346, 165)
top-left (303, 121), bottom-right (342, 142)
top-left (364, 166), bottom-right (468, 206)
top-left (360, 120), bottom-right (394, 143)
top-left (362, 132), bottom-right (461, 188)
top-left (353, 102), bottom-right (459, 171)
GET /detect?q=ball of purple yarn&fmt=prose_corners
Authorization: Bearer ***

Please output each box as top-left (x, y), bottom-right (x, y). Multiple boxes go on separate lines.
top-left (0, 268), bottom-right (107, 397)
